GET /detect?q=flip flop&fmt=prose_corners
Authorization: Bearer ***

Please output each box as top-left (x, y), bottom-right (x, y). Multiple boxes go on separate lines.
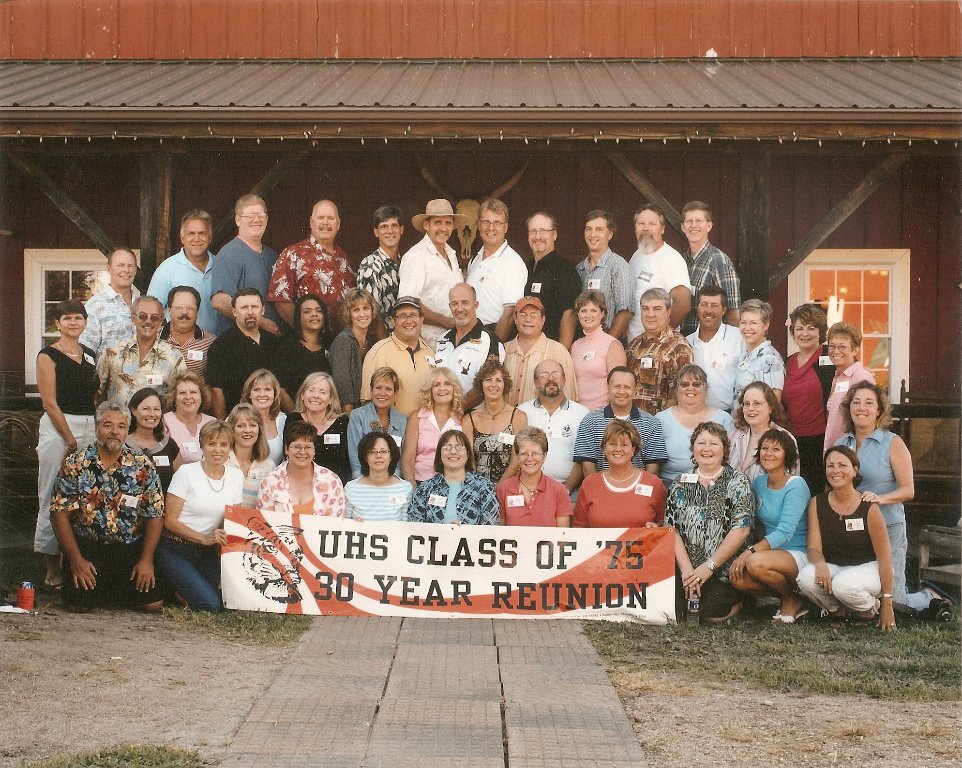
top-left (921, 580), bottom-right (956, 606)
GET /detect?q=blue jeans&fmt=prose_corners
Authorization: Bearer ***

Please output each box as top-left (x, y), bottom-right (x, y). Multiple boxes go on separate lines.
top-left (887, 521), bottom-right (930, 612)
top-left (155, 538), bottom-right (222, 612)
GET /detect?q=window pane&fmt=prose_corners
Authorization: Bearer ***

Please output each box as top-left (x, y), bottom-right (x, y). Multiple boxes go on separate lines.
top-left (862, 304), bottom-right (889, 335)
top-left (45, 270), bottom-right (69, 302)
top-left (836, 270), bottom-right (863, 302)
top-left (44, 302), bottom-right (60, 334)
top-left (808, 270), bottom-right (835, 303)
top-left (863, 269), bottom-right (889, 302)
top-left (71, 270), bottom-right (99, 301)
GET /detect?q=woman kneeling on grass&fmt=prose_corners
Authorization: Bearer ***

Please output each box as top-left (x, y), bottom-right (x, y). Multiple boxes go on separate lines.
top-left (796, 446), bottom-right (896, 631)
top-left (729, 428), bottom-right (811, 624)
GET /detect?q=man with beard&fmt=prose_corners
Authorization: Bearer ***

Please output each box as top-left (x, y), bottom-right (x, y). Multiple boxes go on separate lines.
top-left (684, 285), bottom-right (745, 412)
top-left (626, 203), bottom-right (692, 340)
top-left (148, 209), bottom-right (219, 334)
top-left (159, 286), bottom-right (216, 376)
top-left (50, 401), bottom-right (165, 612)
top-left (206, 288), bottom-right (284, 418)
top-left (518, 359), bottom-right (589, 496)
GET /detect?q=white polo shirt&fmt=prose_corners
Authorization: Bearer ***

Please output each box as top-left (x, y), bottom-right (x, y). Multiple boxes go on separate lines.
top-left (686, 324), bottom-right (746, 412)
top-left (434, 321), bottom-right (505, 394)
top-left (466, 241), bottom-right (528, 325)
top-left (627, 241), bottom-right (692, 340)
top-left (518, 397), bottom-right (590, 484)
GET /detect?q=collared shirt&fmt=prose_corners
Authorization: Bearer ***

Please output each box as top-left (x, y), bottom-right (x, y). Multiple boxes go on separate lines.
top-left (434, 320), bottom-right (504, 395)
top-left (256, 460), bottom-right (346, 517)
top-left (147, 248), bottom-right (218, 334)
top-left (573, 404), bottom-right (668, 469)
top-left (466, 241), bottom-right (528, 325)
top-left (625, 326), bottom-right (693, 415)
top-left (160, 323), bottom-right (216, 376)
top-left (226, 453), bottom-right (275, 509)
top-left (329, 327), bottom-right (377, 409)
top-left (268, 236), bottom-right (356, 327)
top-left (627, 241), bottom-right (692, 339)
top-left (824, 362), bottom-right (876, 450)
top-left (205, 325), bottom-right (280, 413)
top-left (733, 340), bottom-right (785, 402)
top-left (575, 248), bottom-right (633, 331)
top-left (79, 283), bottom-right (141, 357)
top-left (50, 443), bottom-right (164, 545)
top-left (686, 324), bottom-right (746, 412)
top-left (356, 248), bottom-right (401, 330)
top-left (407, 472), bottom-right (499, 525)
top-left (360, 333), bottom-right (436, 417)
top-left (836, 428), bottom-right (903, 526)
top-left (503, 333), bottom-right (578, 405)
top-left (97, 335), bottom-right (186, 404)
top-left (210, 236), bottom-right (280, 335)
top-left (346, 402), bottom-right (407, 479)
top-left (681, 241), bottom-right (741, 335)
top-left (496, 473), bottom-right (572, 527)
top-left (518, 397), bottom-right (590, 484)
top-left (398, 234), bottom-right (463, 346)
top-left (525, 251), bottom-right (582, 342)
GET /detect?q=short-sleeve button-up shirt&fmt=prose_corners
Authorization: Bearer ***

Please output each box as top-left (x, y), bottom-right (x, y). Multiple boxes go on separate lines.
top-left (503, 334), bottom-right (578, 406)
top-left (96, 335), bottom-right (186, 405)
top-left (625, 326), bottom-right (694, 415)
top-left (79, 284), bottom-right (141, 357)
top-left (681, 241), bottom-right (741, 336)
top-left (575, 249), bottom-right (634, 332)
top-left (398, 234), bottom-right (463, 346)
top-left (268, 237), bottom-right (356, 328)
top-left (356, 248), bottom-right (401, 330)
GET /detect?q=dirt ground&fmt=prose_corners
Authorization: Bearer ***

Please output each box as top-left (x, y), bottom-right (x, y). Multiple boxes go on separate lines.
top-left (1, 600), bottom-right (959, 768)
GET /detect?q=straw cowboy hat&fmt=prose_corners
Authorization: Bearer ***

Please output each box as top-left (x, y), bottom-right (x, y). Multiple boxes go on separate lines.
top-left (411, 198), bottom-right (468, 230)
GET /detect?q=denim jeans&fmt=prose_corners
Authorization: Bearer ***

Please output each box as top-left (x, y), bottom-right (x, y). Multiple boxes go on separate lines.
top-left (155, 537), bottom-right (222, 611)
top-left (887, 521), bottom-right (930, 612)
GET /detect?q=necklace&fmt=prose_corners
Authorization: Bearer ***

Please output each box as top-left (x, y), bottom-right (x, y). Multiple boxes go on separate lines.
top-left (519, 477), bottom-right (540, 496)
top-left (204, 463), bottom-right (226, 492)
top-left (697, 466), bottom-right (725, 486)
top-left (828, 490), bottom-right (859, 519)
top-left (483, 402), bottom-right (507, 419)
top-left (605, 467), bottom-right (639, 485)
top-left (56, 342), bottom-right (81, 358)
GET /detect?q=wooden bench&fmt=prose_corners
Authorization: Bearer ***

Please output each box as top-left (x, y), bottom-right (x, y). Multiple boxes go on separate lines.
top-left (918, 525), bottom-right (962, 589)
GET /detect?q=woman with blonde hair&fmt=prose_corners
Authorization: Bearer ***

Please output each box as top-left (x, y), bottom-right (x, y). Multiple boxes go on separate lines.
top-left (733, 298), bottom-right (785, 403)
top-left (284, 371), bottom-right (351, 485)
top-left (226, 403), bottom-right (275, 508)
top-left (328, 288), bottom-right (380, 412)
top-left (240, 368), bottom-right (287, 465)
top-left (823, 322), bottom-right (876, 450)
top-left (401, 367), bottom-right (464, 485)
top-left (163, 369), bottom-right (214, 464)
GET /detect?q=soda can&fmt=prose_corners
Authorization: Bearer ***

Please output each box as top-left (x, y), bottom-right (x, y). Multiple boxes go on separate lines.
top-left (17, 583), bottom-right (36, 611)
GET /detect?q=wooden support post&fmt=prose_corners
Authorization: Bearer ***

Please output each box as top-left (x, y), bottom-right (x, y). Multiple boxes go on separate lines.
top-left (139, 152), bottom-right (173, 288)
top-left (212, 151), bottom-right (311, 250)
top-left (604, 151), bottom-right (684, 238)
top-left (736, 151), bottom-right (771, 300)
top-left (768, 154), bottom-right (909, 289)
top-left (6, 153), bottom-right (117, 254)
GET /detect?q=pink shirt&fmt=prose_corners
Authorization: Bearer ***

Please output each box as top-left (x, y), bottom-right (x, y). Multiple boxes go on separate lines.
top-left (162, 412), bottom-right (215, 464)
top-left (256, 461), bottom-right (345, 516)
top-left (413, 408), bottom-right (462, 482)
top-left (496, 474), bottom-right (572, 527)
top-left (572, 328), bottom-right (618, 411)
top-left (824, 362), bottom-right (875, 450)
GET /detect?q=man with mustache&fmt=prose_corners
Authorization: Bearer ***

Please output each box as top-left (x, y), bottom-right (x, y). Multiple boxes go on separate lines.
top-left (159, 286), bottom-right (215, 376)
top-left (626, 203), bottom-right (692, 340)
top-left (685, 285), bottom-right (745, 413)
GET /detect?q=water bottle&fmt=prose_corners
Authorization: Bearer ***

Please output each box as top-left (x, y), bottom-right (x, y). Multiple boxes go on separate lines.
top-left (686, 595), bottom-right (700, 624)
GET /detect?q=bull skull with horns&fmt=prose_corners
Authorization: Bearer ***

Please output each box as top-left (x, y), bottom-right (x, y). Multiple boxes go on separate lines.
top-left (417, 157), bottom-right (530, 262)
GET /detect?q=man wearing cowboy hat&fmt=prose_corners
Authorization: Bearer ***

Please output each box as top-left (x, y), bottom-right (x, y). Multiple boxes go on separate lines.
top-left (398, 199), bottom-right (465, 346)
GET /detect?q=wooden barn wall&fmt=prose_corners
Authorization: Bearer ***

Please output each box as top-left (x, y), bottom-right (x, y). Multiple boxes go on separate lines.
top-left (0, 148), bottom-right (958, 395)
top-left (2, 0), bottom-right (960, 59)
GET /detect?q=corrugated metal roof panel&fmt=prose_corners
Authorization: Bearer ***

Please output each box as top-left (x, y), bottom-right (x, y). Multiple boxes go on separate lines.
top-left (0, 58), bottom-right (958, 111)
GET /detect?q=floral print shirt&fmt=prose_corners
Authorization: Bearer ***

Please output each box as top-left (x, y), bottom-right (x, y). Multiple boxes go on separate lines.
top-left (256, 460), bottom-right (346, 517)
top-left (50, 443), bottom-right (164, 545)
top-left (626, 326), bottom-right (694, 415)
top-left (96, 335), bottom-right (186, 405)
top-left (268, 237), bottom-right (356, 327)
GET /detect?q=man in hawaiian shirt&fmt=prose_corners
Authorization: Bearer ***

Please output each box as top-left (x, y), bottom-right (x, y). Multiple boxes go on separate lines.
top-left (269, 199), bottom-right (356, 333)
top-left (356, 205), bottom-right (404, 336)
top-left (50, 401), bottom-right (165, 612)
top-left (79, 247), bottom-right (140, 356)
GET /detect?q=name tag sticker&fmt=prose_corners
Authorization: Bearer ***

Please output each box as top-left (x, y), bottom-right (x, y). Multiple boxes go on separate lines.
top-left (507, 494), bottom-right (525, 507)
top-left (183, 442), bottom-right (200, 454)
top-left (153, 455), bottom-right (170, 467)
top-left (587, 279), bottom-right (601, 290)
top-left (498, 432), bottom-right (515, 445)
top-left (635, 484), bottom-right (654, 497)
top-left (83, 353), bottom-right (95, 365)
top-left (639, 357), bottom-right (654, 369)
top-left (530, 282), bottom-right (542, 293)
top-left (145, 374), bottom-right (163, 386)
top-left (834, 381), bottom-right (850, 394)
top-left (818, 355), bottom-right (832, 366)
top-left (391, 434), bottom-right (403, 446)
top-left (429, 494), bottom-right (447, 507)
top-left (323, 433), bottom-right (341, 445)
top-left (121, 493), bottom-right (139, 508)
top-left (679, 473), bottom-right (699, 484)
top-left (582, 350), bottom-right (596, 361)
top-left (389, 494), bottom-right (406, 506)
top-left (845, 518), bottom-right (865, 532)
top-left (187, 350), bottom-right (204, 361)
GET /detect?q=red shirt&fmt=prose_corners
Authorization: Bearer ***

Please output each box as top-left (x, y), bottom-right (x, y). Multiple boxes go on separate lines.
top-left (783, 352), bottom-right (827, 437)
top-left (268, 237), bottom-right (356, 328)
top-left (496, 474), bottom-right (572, 527)
top-left (573, 470), bottom-right (666, 528)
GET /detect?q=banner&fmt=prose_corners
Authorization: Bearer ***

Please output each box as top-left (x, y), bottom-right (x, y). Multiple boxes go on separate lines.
top-left (221, 506), bottom-right (676, 623)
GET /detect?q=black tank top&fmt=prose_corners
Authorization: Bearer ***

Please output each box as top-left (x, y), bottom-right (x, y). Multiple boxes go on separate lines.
top-left (815, 493), bottom-right (876, 567)
top-left (38, 345), bottom-right (99, 415)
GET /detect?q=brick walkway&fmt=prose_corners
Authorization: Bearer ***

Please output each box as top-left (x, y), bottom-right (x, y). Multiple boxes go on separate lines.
top-left (221, 617), bottom-right (644, 768)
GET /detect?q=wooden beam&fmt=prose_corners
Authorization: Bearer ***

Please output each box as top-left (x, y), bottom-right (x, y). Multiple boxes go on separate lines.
top-left (5, 152), bottom-right (117, 254)
top-left (736, 151), bottom-right (771, 299)
top-left (768, 154), bottom-right (909, 289)
top-left (139, 152), bottom-right (172, 287)
top-left (604, 151), bottom-right (684, 237)
top-left (211, 151), bottom-right (311, 250)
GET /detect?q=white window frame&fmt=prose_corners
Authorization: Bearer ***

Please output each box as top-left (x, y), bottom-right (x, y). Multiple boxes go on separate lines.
top-left (24, 249), bottom-right (110, 386)
top-left (786, 248), bottom-right (910, 397)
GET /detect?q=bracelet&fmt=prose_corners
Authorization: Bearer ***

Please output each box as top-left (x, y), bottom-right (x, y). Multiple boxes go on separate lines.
top-left (880, 593), bottom-right (893, 599)
top-left (705, 558), bottom-right (717, 572)
top-left (748, 545), bottom-right (756, 554)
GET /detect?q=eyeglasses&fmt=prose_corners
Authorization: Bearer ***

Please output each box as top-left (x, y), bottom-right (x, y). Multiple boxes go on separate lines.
top-left (394, 312), bottom-right (420, 321)
top-left (135, 313), bottom-right (163, 323)
top-left (169, 305), bottom-right (197, 313)
top-left (527, 228), bottom-right (555, 236)
top-left (535, 371), bottom-right (564, 381)
top-left (367, 449), bottom-right (391, 457)
top-left (288, 443), bottom-right (315, 454)
top-left (441, 444), bottom-right (467, 453)
top-left (479, 219), bottom-right (507, 228)
top-left (678, 380), bottom-right (705, 388)
top-left (239, 213), bottom-right (267, 221)
top-left (517, 451), bottom-right (544, 460)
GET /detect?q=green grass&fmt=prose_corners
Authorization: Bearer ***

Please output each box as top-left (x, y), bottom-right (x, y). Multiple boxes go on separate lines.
top-left (584, 611), bottom-right (962, 701)
top-left (162, 605), bottom-right (313, 645)
top-left (27, 745), bottom-right (210, 768)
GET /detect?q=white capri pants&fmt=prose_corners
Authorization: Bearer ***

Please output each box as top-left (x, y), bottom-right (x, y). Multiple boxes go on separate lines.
top-left (34, 412), bottom-right (96, 555)
top-left (797, 560), bottom-right (880, 614)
